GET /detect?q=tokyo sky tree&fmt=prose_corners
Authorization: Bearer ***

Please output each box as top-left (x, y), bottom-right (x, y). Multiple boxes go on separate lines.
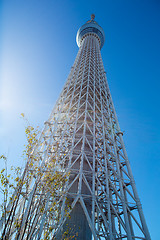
top-left (0, 15), bottom-right (151, 240)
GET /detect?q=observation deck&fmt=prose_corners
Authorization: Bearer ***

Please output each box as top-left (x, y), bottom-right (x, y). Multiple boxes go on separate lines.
top-left (76, 14), bottom-right (105, 49)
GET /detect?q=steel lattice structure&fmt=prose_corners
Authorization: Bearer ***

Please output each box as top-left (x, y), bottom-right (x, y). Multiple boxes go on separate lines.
top-left (0, 15), bottom-right (151, 240)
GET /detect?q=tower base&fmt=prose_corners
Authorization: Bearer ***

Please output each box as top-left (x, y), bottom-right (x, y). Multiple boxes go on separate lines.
top-left (57, 202), bottom-right (92, 240)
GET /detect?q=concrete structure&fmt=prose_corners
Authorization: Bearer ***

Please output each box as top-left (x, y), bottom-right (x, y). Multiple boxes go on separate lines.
top-left (0, 15), bottom-right (151, 240)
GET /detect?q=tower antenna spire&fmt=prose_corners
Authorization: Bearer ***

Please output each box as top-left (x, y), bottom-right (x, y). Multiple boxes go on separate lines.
top-left (91, 13), bottom-right (95, 20)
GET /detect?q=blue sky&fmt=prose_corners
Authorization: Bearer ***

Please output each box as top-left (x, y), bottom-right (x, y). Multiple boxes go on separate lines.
top-left (0, 0), bottom-right (160, 238)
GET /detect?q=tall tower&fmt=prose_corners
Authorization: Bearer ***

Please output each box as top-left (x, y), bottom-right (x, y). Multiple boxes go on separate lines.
top-left (0, 15), bottom-right (151, 240)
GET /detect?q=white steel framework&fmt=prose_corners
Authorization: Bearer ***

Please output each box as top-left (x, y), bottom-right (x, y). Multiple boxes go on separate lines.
top-left (0, 16), bottom-right (151, 240)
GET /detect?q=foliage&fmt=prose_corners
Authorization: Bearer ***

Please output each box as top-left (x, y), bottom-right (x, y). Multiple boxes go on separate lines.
top-left (0, 114), bottom-right (74, 239)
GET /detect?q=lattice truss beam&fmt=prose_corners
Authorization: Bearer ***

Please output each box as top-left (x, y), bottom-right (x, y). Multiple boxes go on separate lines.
top-left (0, 33), bottom-right (150, 240)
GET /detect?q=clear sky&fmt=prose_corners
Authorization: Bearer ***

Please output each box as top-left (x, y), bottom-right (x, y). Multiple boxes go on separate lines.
top-left (0, 0), bottom-right (160, 239)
